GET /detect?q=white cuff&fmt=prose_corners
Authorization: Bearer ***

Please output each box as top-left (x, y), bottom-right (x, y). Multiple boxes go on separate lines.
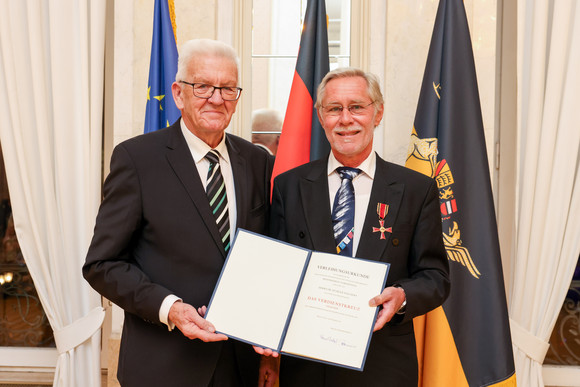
top-left (159, 295), bottom-right (182, 331)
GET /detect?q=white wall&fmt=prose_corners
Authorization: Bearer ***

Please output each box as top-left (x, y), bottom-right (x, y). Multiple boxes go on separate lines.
top-left (113, 0), bottom-right (498, 166)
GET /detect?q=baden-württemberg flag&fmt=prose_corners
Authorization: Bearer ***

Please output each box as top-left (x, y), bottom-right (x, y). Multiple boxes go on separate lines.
top-left (271, 0), bottom-right (330, 186)
top-left (405, 0), bottom-right (516, 385)
top-left (144, 0), bottom-right (180, 133)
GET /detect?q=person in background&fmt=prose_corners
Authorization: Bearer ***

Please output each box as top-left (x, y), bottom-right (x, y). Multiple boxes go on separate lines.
top-left (83, 38), bottom-right (277, 387)
top-left (267, 67), bottom-right (450, 386)
top-left (251, 108), bottom-right (282, 156)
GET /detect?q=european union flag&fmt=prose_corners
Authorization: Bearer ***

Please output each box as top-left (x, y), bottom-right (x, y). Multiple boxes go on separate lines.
top-left (144, 0), bottom-right (180, 133)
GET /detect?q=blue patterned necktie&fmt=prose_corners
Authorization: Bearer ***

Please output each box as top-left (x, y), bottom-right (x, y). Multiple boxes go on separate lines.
top-left (205, 150), bottom-right (231, 253)
top-left (331, 167), bottom-right (361, 256)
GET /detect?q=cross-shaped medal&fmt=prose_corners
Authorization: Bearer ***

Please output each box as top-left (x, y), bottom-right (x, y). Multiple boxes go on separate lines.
top-left (372, 203), bottom-right (392, 240)
top-left (373, 219), bottom-right (392, 240)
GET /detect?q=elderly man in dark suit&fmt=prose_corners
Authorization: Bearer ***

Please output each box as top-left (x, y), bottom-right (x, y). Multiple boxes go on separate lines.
top-left (83, 39), bottom-right (275, 387)
top-left (269, 67), bottom-right (450, 386)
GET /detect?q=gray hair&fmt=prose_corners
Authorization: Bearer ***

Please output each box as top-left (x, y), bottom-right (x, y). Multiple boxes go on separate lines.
top-left (315, 67), bottom-right (384, 109)
top-left (251, 108), bottom-right (282, 146)
top-left (175, 39), bottom-right (240, 82)
top-left (251, 109), bottom-right (282, 133)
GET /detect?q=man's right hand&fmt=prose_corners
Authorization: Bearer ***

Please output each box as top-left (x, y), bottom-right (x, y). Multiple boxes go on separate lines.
top-left (168, 301), bottom-right (228, 342)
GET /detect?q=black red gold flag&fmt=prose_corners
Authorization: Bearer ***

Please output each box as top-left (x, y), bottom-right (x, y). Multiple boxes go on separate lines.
top-left (271, 0), bottom-right (330, 185)
top-left (405, 0), bottom-right (516, 385)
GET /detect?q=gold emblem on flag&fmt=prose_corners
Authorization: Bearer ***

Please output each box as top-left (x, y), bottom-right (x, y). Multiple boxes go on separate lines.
top-left (405, 128), bottom-right (438, 177)
top-left (443, 222), bottom-right (481, 279)
top-left (440, 187), bottom-right (453, 200)
top-left (405, 128), bottom-right (480, 280)
top-left (433, 82), bottom-right (442, 99)
top-left (434, 160), bottom-right (454, 188)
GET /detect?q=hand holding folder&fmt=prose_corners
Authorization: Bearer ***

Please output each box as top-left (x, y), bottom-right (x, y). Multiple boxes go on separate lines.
top-left (205, 229), bottom-right (390, 371)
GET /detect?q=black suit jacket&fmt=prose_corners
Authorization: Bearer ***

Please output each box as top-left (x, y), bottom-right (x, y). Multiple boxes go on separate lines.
top-left (83, 121), bottom-right (273, 386)
top-left (270, 154), bottom-right (450, 387)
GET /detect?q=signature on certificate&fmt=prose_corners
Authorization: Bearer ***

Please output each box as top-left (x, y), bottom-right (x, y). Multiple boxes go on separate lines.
top-left (320, 335), bottom-right (356, 348)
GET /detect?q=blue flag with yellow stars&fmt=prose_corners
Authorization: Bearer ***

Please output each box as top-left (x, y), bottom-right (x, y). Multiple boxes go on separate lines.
top-left (144, 0), bottom-right (180, 133)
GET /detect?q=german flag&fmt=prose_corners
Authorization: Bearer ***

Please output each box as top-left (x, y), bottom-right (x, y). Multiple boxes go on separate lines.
top-left (144, 0), bottom-right (180, 133)
top-left (271, 0), bottom-right (330, 184)
top-left (405, 0), bottom-right (516, 385)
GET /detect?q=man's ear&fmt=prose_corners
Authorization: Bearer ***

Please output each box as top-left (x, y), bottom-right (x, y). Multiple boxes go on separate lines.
top-left (317, 108), bottom-right (324, 127)
top-left (374, 103), bottom-right (384, 127)
top-left (172, 82), bottom-right (184, 110)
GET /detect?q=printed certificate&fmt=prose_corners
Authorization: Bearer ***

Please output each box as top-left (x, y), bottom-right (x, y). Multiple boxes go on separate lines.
top-left (205, 229), bottom-right (389, 371)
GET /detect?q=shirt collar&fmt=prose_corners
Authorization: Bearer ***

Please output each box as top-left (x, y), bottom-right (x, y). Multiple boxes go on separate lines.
top-left (180, 119), bottom-right (230, 165)
top-left (327, 151), bottom-right (376, 180)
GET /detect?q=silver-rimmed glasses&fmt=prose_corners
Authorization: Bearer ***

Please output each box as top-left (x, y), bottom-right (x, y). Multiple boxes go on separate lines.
top-left (321, 101), bottom-right (375, 116)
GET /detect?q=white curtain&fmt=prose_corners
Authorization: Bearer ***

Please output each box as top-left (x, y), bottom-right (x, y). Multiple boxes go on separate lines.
top-left (0, 1), bottom-right (106, 386)
top-left (510, 0), bottom-right (580, 386)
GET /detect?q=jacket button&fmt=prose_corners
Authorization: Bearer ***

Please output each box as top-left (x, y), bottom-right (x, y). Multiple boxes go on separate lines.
top-left (298, 231), bottom-right (305, 238)
top-left (392, 238), bottom-right (399, 246)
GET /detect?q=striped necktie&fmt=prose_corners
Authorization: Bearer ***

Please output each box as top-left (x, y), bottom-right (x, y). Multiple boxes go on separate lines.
top-left (205, 150), bottom-right (230, 253)
top-left (332, 167), bottom-right (361, 256)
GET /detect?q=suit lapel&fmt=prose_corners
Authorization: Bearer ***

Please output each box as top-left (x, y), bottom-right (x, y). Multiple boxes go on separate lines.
top-left (357, 157), bottom-right (404, 261)
top-left (165, 124), bottom-right (227, 258)
top-left (299, 159), bottom-right (337, 253)
top-left (226, 135), bottom-right (248, 229)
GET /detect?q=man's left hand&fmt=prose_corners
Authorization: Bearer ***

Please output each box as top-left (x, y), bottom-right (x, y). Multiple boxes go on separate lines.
top-left (368, 286), bottom-right (406, 331)
top-left (253, 346), bottom-right (279, 357)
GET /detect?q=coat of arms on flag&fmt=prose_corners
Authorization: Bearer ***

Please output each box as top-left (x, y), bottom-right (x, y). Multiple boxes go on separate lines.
top-left (404, 0), bottom-right (515, 385)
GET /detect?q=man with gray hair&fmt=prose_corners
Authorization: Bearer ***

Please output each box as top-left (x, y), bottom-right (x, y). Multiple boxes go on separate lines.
top-left (268, 67), bottom-right (450, 386)
top-left (84, 39), bottom-right (275, 386)
top-left (251, 108), bottom-right (282, 156)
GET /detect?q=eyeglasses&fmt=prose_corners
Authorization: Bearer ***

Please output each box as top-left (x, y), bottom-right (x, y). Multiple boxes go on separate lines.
top-left (321, 101), bottom-right (375, 117)
top-left (180, 81), bottom-right (242, 101)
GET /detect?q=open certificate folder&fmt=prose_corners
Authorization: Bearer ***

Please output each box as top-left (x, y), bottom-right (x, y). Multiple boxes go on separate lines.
top-left (205, 229), bottom-right (390, 371)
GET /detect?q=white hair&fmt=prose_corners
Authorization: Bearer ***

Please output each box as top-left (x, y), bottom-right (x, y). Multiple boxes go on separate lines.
top-left (175, 39), bottom-right (240, 82)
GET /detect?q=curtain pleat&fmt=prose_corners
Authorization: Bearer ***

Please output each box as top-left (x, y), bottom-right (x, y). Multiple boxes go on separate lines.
top-left (0, 1), bottom-right (106, 385)
top-left (510, 1), bottom-right (580, 386)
